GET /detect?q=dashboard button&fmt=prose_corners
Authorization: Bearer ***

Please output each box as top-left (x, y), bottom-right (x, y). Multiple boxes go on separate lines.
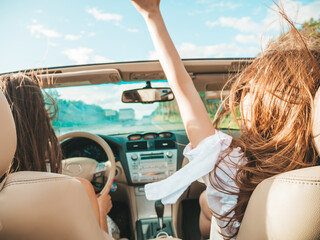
top-left (131, 154), bottom-right (138, 161)
top-left (132, 174), bottom-right (138, 181)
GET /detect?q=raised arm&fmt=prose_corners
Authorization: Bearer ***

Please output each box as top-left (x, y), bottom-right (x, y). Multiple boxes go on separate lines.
top-left (130, 0), bottom-right (215, 147)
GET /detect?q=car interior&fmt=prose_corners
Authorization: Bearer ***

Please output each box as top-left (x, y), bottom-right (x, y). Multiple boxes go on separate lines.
top-left (1, 59), bottom-right (320, 240)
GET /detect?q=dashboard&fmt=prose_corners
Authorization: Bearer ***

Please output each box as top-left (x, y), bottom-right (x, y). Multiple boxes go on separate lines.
top-left (60, 131), bottom-right (189, 185)
top-left (126, 132), bottom-right (177, 184)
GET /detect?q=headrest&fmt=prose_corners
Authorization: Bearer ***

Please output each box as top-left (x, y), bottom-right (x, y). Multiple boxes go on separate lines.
top-left (0, 90), bottom-right (17, 179)
top-left (312, 87), bottom-right (320, 154)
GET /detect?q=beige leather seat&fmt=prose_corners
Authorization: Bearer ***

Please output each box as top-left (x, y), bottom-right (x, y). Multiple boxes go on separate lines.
top-left (210, 88), bottom-right (320, 240)
top-left (237, 166), bottom-right (320, 240)
top-left (0, 89), bottom-right (108, 240)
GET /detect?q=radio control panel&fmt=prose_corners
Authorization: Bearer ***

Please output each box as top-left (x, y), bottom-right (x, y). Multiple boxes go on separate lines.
top-left (126, 150), bottom-right (177, 184)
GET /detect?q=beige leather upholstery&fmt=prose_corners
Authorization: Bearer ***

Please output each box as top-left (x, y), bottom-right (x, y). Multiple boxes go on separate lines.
top-left (0, 172), bottom-right (106, 240)
top-left (0, 90), bottom-right (16, 178)
top-left (237, 166), bottom-right (320, 240)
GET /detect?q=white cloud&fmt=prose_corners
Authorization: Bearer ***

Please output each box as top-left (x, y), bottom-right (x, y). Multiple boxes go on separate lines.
top-left (190, 1), bottom-right (240, 15)
top-left (65, 34), bottom-right (82, 41)
top-left (88, 32), bottom-right (96, 37)
top-left (253, 6), bottom-right (262, 15)
top-left (29, 24), bottom-right (61, 38)
top-left (64, 32), bottom-right (97, 40)
top-left (205, 0), bottom-right (320, 41)
top-left (86, 7), bottom-right (138, 33)
top-left (92, 55), bottom-right (112, 63)
top-left (29, 22), bottom-right (85, 43)
top-left (197, 0), bottom-right (212, 3)
top-left (62, 48), bottom-right (93, 64)
top-left (48, 41), bottom-right (58, 47)
top-left (62, 48), bottom-right (113, 64)
top-left (87, 8), bottom-right (122, 22)
top-left (210, 2), bottom-right (240, 9)
top-left (235, 34), bottom-right (258, 43)
top-left (197, 0), bottom-right (240, 9)
top-left (127, 28), bottom-right (139, 33)
top-left (149, 42), bottom-right (259, 59)
top-left (282, 0), bottom-right (320, 23)
top-left (263, 0), bottom-right (320, 32)
top-left (34, 9), bottom-right (43, 14)
top-left (206, 17), bottom-right (261, 33)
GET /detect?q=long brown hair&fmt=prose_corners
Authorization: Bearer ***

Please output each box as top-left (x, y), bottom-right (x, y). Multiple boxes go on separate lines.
top-left (0, 73), bottom-right (62, 174)
top-left (211, 12), bottom-right (320, 239)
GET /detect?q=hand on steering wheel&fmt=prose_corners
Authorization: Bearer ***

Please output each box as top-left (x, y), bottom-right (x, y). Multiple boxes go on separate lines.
top-left (58, 132), bottom-right (116, 195)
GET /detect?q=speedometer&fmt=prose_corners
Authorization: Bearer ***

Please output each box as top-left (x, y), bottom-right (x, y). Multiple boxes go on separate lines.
top-left (143, 133), bottom-right (157, 140)
top-left (83, 145), bottom-right (102, 161)
top-left (68, 150), bottom-right (82, 158)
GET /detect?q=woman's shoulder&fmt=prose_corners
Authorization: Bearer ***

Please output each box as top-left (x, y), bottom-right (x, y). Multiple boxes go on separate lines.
top-left (183, 130), bottom-right (239, 161)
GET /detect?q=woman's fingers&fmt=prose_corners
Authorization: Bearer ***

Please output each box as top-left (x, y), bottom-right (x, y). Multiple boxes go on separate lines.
top-left (105, 194), bottom-right (113, 214)
top-left (98, 179), bottom-right (113, 199)
top-left (106, 179), bottom-right (113, 193)
top-left (129, 0), bottom-right (160, 17)
top-left (98, 192), bottom-right (113, 214)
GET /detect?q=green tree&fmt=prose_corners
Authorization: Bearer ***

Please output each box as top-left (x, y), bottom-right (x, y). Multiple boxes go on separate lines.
top-left (301, 18), bottom-right (320, 37)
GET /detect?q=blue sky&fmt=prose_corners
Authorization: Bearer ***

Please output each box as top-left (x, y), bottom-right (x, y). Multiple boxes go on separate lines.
top-left (0, 0), bottom-right (319, 73)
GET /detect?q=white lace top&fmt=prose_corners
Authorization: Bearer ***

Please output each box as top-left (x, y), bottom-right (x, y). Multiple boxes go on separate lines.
top-left (184, 132), bottom-right (244, 236)
top-left (145, 130), bottom-right (245, 236)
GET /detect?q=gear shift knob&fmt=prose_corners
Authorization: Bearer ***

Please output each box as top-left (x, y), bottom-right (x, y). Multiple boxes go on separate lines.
top-left (155, 200), bottom-right (164, 229)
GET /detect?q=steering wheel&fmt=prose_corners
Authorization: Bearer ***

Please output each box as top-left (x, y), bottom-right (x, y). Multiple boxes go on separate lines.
top-left (58, 132), bottom-right (116, 195)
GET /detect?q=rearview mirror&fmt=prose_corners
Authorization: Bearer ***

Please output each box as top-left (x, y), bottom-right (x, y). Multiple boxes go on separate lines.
top-left (122, 88), bottom-right (174, 103)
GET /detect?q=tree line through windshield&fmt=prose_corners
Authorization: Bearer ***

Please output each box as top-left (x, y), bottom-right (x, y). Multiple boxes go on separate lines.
top-left (44, 89), bottom-right (238, 136)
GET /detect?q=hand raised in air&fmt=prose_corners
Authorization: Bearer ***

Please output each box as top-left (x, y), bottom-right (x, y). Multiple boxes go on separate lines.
top-left (129, 0), bottom-right (160, 18)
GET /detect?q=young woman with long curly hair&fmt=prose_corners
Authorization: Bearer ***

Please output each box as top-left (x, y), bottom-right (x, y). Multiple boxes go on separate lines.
top-left (129, 0), bottom-right (320, 239)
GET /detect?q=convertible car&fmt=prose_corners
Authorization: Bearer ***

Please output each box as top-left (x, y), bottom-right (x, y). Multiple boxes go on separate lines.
top-left (1, 59), bottom-right (320, 240)
top-left (42, 58), bottom-right (244, 240)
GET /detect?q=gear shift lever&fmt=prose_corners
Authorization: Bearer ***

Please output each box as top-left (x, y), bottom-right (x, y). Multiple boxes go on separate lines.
top-left (155, 200), bottom-right (164, 230)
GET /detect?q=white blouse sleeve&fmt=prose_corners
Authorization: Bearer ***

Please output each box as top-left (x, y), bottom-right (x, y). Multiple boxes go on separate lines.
top-left (184, 133), bottom-right (244, 236)
top-left (144, 130), bottom-right (235, 205)
top-left (183, 132), bottom-right (242, 214)
top-left (204, 147), bottom-right (243, 231)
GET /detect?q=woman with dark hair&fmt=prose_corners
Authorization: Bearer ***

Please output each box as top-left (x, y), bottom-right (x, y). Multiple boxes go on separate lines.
top-left (129, 0), bottom-right (320, 239)
top-left (0, 73), bottom-right (114, 237)
top-left (0, 74), bottom-right (62, 174)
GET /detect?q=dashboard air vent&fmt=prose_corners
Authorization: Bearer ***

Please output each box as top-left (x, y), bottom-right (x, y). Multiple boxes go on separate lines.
top-left (155, 140), bottom-right (175, 149)
top-left (127, 141), bottom-right (147, 151)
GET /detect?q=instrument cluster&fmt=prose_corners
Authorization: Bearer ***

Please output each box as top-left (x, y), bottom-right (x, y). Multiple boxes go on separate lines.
top-left (128, 132), bottom-right (173, 141)
top-left (62, 138), bottom-right (108, 162)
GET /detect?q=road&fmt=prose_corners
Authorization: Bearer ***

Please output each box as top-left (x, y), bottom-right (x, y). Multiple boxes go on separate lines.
top-left (55, 120), bottom-right (184, 137)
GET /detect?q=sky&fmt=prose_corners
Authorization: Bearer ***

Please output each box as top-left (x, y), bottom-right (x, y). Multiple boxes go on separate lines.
top-left (0, 0), bottom-right (319, 74)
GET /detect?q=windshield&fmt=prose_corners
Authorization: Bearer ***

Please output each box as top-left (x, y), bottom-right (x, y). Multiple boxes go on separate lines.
top-left (44, 82), bottom-right (235, 136)
top-left (1, 0), bottom-right (318, 73)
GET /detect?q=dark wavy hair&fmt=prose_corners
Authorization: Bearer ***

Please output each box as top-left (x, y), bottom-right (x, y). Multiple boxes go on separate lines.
top-left (211, 11), bottom-right (320, 239)
top-left (0, 73), bottom-right (62, 174)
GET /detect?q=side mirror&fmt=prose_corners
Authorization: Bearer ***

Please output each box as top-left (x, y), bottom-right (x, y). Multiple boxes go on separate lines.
top-left (122, 88), bottom-right (174, 103)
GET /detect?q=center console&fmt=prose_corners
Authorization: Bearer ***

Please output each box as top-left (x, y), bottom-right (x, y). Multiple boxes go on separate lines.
top-left (126, 150), bottom-right (177, 184)
top-left (125, 133), bottom-right (178, 239)
top-left (125, 133), bottom-right (178, 184)
top-left (135, 187), bottom-right (176, 239)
